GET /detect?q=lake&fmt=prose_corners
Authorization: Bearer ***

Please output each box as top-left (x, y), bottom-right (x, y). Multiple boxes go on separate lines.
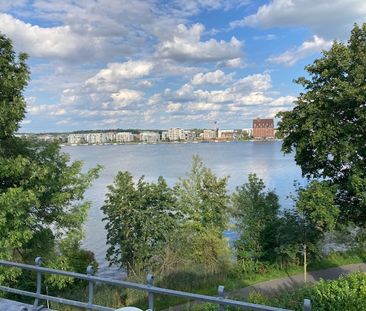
top-left (62, 141), bottom-right (305, 277)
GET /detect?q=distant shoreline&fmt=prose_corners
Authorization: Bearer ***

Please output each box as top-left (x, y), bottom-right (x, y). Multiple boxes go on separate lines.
top-left (61, 139), bottom-right (282, 147)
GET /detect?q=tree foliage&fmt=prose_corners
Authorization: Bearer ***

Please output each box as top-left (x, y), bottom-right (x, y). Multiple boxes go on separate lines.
top-left (0, 33), bottom-right (29, 138)
top-left (232, 173), bottom-right (280, 262)
top-left (277, 23), bottom-right (366, 226)
top-left (0, 33), bottom-right (100, 288)
top-left (174, 155), bottom-right (229, 234)
top-left (102, 172), bottom-right (178, 272)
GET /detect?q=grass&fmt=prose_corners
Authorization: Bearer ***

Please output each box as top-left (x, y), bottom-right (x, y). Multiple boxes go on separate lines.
top-left (45, 249), bottom-right (366, 310)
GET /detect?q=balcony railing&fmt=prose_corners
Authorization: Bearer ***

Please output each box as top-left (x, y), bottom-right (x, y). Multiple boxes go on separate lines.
top-left (0, 258), bottom-right (311, 311)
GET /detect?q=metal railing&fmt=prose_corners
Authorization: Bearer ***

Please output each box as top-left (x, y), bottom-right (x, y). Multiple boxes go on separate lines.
top-left (0, 258), bottom-right (311, 311)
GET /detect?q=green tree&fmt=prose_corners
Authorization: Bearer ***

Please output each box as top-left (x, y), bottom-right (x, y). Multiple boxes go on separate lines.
top-left (273, 181), bottom-right (338, 267)
top-left (277, 23), bottom-right (366, 226)
top-left (0, 33), bottom-right (29, 138)
top-left (232, 174), bottom-right (280, 262)
top-left (102, 172), bottom-right (178, 273)
top-left (0, 33), bottom-right (100, 288)
top-left (174, 155), bottom-right (229, 233)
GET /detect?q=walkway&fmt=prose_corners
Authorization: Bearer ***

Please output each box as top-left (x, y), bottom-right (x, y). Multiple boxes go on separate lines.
top-left (167, 262), bottom-right (366, 310)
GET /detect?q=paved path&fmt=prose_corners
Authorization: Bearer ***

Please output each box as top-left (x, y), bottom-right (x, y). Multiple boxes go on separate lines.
top-left (166, 262), bottom-right (366, 311)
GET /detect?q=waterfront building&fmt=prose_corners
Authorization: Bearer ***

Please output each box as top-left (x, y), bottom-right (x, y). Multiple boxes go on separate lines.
top-left (103, 132), bottom-right (116, 142)
top-left (161, 131), bottom-right (168, 141)
top-left (68, 133), bottom-right (86, 144)
top-left (218, 130), bottom-right (237, 140)
top-left (203, 129), bottom-right (217, 140)
top-left (184, 130), bottom-right (195, 140)
top-left (168, 128), bottom-right (186, 141)
top-left (140, 131), bottom-right (160, 143)
top-left (116, 132), bottom-right (134, 143)
top-left (85, 133), bottom-right (105, 144)
top-left (252, 118), bottom-right (274, 139)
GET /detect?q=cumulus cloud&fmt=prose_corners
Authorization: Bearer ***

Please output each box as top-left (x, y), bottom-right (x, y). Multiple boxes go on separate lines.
top-left (0, 13), bottom-right (103, 60)
top-left (86, 60), bottom-right (154, 86)
top-left (231, 0), bottom-right (366, 39)
top-left (167, 103), bottom-right (183, 112)
top-left (156, 23), bottom-right (243, 62)
top-left (191, 70), bottom-right (233, 85)
top-left (217, 57), bottom-right (244, 68)
top-left (267, 35), bottom-right (332, 66)
top-left (110, 89), bottom-right (143, 108)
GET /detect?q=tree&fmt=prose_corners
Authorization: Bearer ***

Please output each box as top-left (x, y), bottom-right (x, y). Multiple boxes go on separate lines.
top-left (174, 155), bottom-right (229, 234)
top-left (277, 23), bottom-right (366, 226)
top-left (231, 173), bottom-right (280, 262)
top-left (0, 33), bottom-right (29, 138)
top-left (102, 172), bottom-right (178, 273)
top-left (0, 33), bottom-right (100, 288)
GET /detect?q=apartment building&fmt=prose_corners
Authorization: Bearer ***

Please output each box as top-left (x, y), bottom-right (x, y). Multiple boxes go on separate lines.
top-left (140, 131), bottom-right (160, 143)
top-left (168, 128), bottom-right (186, 141)
top-left (203, 129), bottom-right (217, 140)
top-left (116, 132), bottom-right (134, 143)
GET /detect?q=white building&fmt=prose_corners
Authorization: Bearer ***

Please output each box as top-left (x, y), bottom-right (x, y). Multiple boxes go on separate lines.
top-left (103, 132), bottom-right (116, 142)
top-left (140, 132), bottom-right (160, 143)
top-left (161, 131), bottom-right (168, 141)
top-left (85, 133), bottom-right (105, 144)
top-left (68, 134), bottom-right (85, 144)
top-left (116, 132), bottom-right (134, 143)
top-left (168, 128), bottom-right (185, 141)
top-left (184, 130), bottom-right (195, 140)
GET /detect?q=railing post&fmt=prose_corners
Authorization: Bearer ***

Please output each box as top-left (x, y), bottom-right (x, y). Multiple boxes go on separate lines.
top-left (147, 274), bottom-right (154, 311)
top-left (33, 257), bottom-right (43, 311)
top-left (304, 298), bottom-right (311, 310)
top-left (86, 265), bottom-right (95, 311)
top-left (218, 285), bottom-right (225, 311)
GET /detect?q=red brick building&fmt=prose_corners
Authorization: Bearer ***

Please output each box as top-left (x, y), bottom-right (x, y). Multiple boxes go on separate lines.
top-left (252, 118), bottom-right (274, 139)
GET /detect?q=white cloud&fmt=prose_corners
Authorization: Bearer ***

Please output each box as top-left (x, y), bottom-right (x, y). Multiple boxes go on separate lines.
top-left (232, 0), bottom-right (366, 39)
top-left (167, 103), bottom-right (183, 112)
top-left (156, 23), bottom-right (243, 62)
top-left (86, 60), bottom-right (154, 86)
top-left (269, 95), bottom-right (297, 106)
top-left (0, 13), bottom-right (103, 60)
top-left (110, 89), bottom-right (143, 108)
top-left (217, 57), bottom-right (244, 68)
top-left (231, 73), bottom-right (272, 93)
top-left (191, 70), bottom-right (232, 85)
top-left (268, 35), bottom-right (332, 66)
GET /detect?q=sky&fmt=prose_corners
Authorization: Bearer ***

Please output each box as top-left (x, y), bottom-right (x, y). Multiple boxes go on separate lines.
top-left (1, 0), bottom-right (365, 132)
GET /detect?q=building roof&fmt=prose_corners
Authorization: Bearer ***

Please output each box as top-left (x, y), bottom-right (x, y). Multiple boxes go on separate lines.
top-left (253, 118), bottom-right (274, 128)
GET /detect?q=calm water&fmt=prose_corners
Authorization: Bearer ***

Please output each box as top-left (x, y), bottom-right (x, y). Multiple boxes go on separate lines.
top-left (62, 141), bottom-right (305, 277)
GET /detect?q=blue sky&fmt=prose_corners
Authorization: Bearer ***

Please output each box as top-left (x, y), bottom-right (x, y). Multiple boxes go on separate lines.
top-left (1, 0), bottom-right (365, 132)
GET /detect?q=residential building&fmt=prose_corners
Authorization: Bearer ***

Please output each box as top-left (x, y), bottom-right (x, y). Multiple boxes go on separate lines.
top-left (203, 129), bottom-right (217, 140)
top-left (168, 128), bottom-right (185, 141)
top-left (85, 133), bottom-right (105, 144)
top-left (252, 118), bottom-right (274, 139)
top-left (161, 131), bottom-right (168, 141)
top-left (68, 133), bottom-right (85, 144)
top-left (218, 130), bottom-right (236, 140)
top-left (116, 132), bottom-right (134, 143)
top-left (103, 132), bottom-right (116, 142)
top-left (184, 130), bottom-right (195, 140)
top-left (140, 131), bottom-right (160, 143)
